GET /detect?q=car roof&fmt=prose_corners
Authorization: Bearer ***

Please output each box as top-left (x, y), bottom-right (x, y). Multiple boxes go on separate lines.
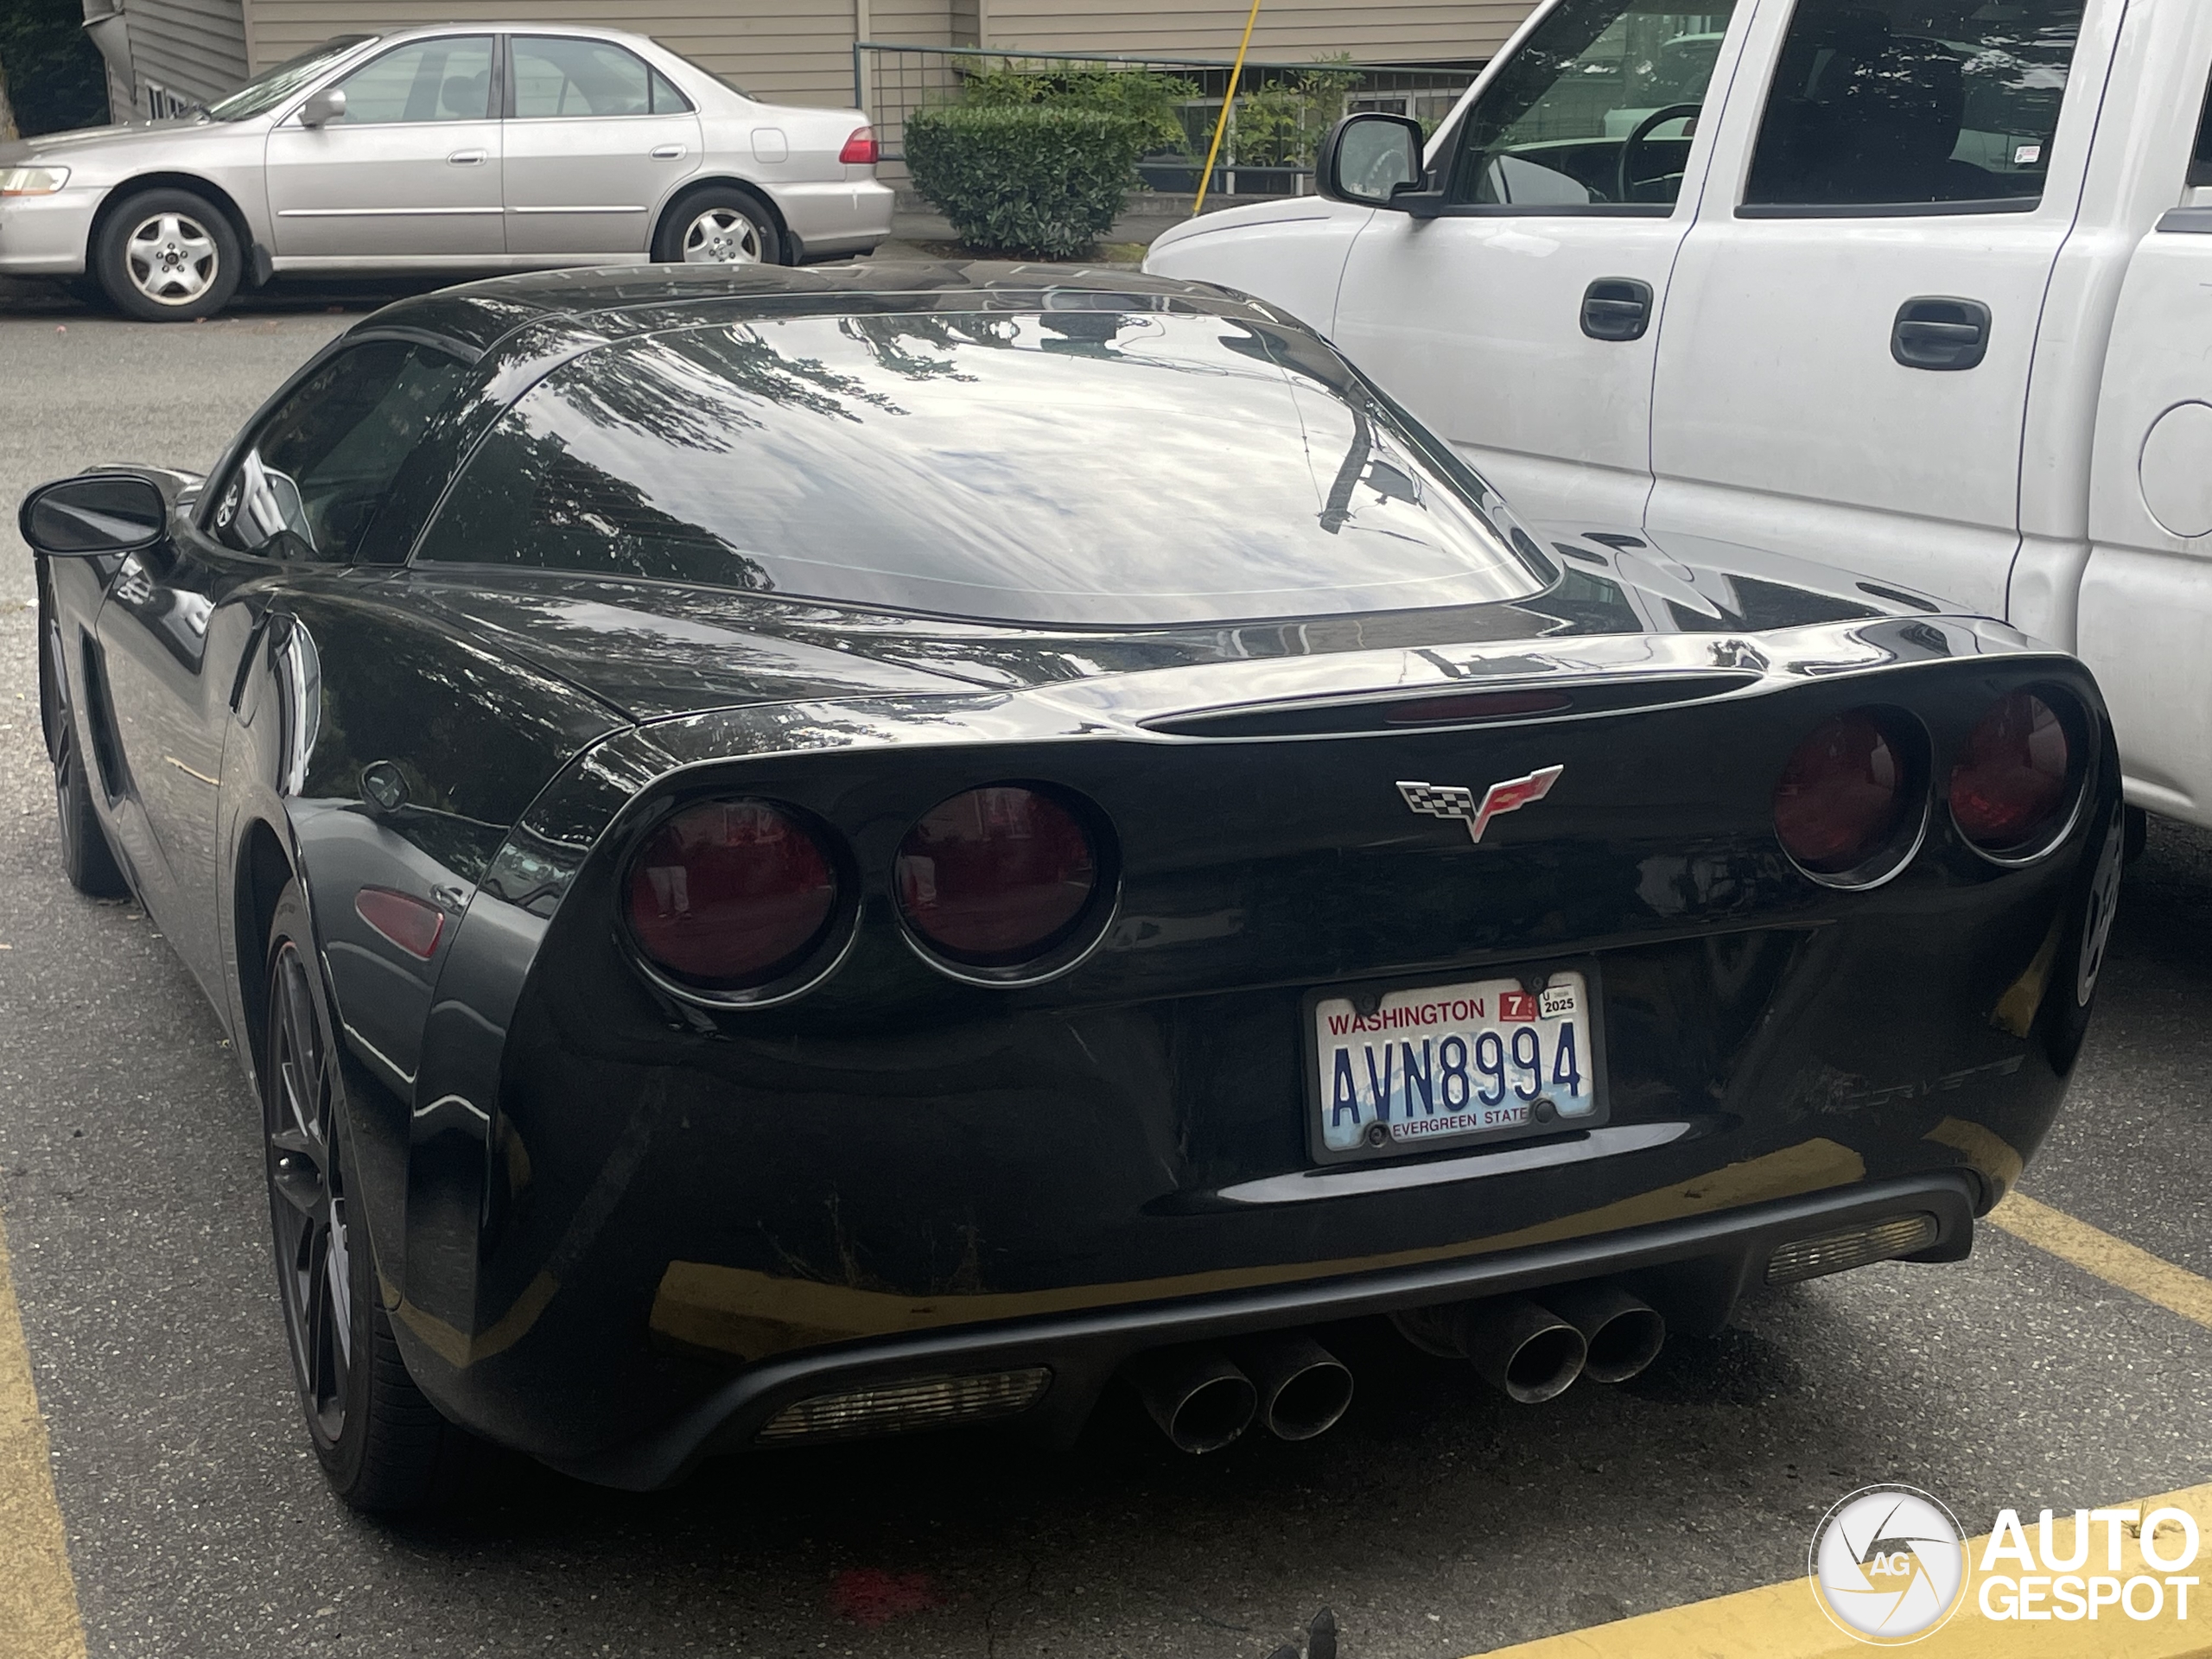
top-left (347, 262), bottom-right (1289, 361)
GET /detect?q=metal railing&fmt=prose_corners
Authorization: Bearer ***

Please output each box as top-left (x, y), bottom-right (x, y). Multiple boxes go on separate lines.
top-left (854, 41), bottom-right (1480, 194)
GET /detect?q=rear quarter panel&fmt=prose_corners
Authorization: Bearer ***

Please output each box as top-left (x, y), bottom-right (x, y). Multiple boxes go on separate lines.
top-left (219, 577), bottom-right (622, 1298)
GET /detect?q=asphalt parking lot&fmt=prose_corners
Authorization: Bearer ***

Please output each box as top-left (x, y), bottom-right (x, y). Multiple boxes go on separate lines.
top-left (3, 288), bottom-right (2210, 1659)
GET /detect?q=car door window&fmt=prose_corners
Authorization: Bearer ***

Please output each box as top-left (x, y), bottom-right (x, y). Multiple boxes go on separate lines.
top-left (1446, 0), bottom-right (1740, 209)
top-left (1743, 0), bottom-right (2083, 210)
top-left (326, 35), bottom-right (493, 124)
top-left (511, 37), bottom-right (655, 118)
top-left (651, 69), bottom-right (693, 114)
top-left (2192, 70), bottom-right (2212, 188)
top-left (205, 340), bottom-right (472, 563)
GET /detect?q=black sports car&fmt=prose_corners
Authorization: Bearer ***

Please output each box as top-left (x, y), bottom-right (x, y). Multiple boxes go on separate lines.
top-left (24, 264), bottom-right (2123, 1510)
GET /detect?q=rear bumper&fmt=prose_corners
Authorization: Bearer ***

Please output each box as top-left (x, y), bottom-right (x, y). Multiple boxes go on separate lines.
top-left (773, 177), bottom-right (894, 251)
top-left (0, 188), bottom-right (96, 275)
top-left (545, 1172), bottom-right (1978, 1490)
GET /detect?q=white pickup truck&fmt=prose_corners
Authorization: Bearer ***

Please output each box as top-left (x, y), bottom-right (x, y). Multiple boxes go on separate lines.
top-left (1147, 0), bottom-right (2212, 834)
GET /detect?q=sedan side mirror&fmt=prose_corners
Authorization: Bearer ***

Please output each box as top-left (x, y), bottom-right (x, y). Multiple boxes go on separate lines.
top-left (1318, 113), bottom-right (1433, 213)
top-left (19, 474), bottom-right (168, 557)
top-left (298, 86), bottom-right (346, 128)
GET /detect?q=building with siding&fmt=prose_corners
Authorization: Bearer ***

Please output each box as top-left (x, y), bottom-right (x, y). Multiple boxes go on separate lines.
top-left (79, 0), bottom-right (1537, 120)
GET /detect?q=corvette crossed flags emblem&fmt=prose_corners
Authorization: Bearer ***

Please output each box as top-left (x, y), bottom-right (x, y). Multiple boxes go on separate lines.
top-left (1398, 766), bottom-right (1565, 843)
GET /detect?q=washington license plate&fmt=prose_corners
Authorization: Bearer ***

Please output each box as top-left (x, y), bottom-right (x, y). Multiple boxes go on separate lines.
top-left (1309, 967), bottom-right (1605, 1161)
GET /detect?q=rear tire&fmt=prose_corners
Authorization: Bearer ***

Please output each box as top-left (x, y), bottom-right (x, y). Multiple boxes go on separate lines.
top-left (94, 188), bottom-right (242, 321)
top-left (652, 187), bottom-right (784, 266)
top-left (262, 880), bottom-right (476, 1512)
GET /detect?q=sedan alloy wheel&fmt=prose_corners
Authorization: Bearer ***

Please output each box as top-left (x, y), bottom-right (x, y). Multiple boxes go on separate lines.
top-left (681, 207), bottom-right (764, 264)
top-left (125, 212), bottom-right (221, 306)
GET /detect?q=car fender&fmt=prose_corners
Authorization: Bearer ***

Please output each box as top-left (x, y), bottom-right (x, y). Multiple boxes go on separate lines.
top-left (217, 588), bottom-right (625, 1318)
top-left (1144, 198), bottom-right (1375, 340)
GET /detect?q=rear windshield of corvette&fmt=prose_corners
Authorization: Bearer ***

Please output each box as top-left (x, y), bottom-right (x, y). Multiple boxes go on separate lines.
top-left (413, 309), bottom-right (1549, 627)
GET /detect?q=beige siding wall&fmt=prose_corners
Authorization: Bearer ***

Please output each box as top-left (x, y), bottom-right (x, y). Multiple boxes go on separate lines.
top-left (980, 0), bottom-right (1527, 61)
top-left (872, 0), bottom-right (952, 46)
top-left (123, 0), bottom-right (251, 106)
top-left (249, 0), bottom-right (868, 107)
top-left (243, 0), bottom-right (1540, 118)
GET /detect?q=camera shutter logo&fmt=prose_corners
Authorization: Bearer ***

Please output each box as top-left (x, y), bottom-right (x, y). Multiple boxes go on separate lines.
top-left (1809, 1485), bottom-right (1969, 1644)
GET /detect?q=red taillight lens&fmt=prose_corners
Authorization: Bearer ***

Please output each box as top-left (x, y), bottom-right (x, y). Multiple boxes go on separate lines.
top-left (838, 126), bottom-right (879, 165)
top-left (896, 785), bottom-right (1099, 967)
top-left (1773, 711), bottom-right (1914, 875)
top-left (625, 799), bottom-right (837, 987)
top-left (1950, 690), bottom-right (2071, 851)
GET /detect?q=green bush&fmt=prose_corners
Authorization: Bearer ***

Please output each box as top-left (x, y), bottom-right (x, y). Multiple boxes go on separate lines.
top-left (952, 64), bottom-right (1198, 155)
top-left (906, 104), bottom-right (1154, 258)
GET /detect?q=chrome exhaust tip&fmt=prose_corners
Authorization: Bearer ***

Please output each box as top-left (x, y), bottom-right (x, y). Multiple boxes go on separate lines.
top-left (1124, 1345), bottom-right (1257, 1454)
top-left (1542, 1282), bottom-right (1666, 1384)
top-left (1232, 1332), bottom-right (1355, 1442)
top-left (1393, 1294), bottom-right (1587, 1404)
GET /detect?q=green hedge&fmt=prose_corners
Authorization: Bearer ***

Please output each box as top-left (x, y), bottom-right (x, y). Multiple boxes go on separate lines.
top-left (905, 105), bottom-right (1154, 259)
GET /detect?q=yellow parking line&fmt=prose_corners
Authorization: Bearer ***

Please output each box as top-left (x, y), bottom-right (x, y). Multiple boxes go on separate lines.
top-left (0, 1209), bottom-right (86, 1659)
top-left (1986, 1192), bottom-right (2212, 1330)
top-left (1471, 1483), bottom-right (2212, 1658)
top-left (1476, 1195), bottom-right (2212, 1658)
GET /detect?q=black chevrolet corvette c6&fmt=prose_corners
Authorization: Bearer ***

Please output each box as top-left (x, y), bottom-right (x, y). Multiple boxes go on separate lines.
top-left (25, 264), bottom-right (2122, 1510)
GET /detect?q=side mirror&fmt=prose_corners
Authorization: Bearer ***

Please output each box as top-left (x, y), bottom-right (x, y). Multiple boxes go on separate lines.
top-left (19, 474), bottom-right (168, 557)
top-left (298, 86), bottom-right (346, 128)
top-left (1319, 113), bottom-right (1430, 210)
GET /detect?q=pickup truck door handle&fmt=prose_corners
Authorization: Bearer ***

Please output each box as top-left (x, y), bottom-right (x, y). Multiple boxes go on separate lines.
top-left (1581, 278), bottom-right (1654, 342)
top-left (650, 143), bottom-right (685, 160)
top-left (446, 148), bottom-right (489, 166)
top-left (1892, 296), bottom-right (1992, 371)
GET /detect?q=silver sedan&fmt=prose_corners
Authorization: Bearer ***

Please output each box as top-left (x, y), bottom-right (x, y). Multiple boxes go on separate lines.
top-left (0, 25), bottom-right (895, 320)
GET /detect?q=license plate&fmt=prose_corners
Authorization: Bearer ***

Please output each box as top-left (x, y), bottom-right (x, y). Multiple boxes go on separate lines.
top-left (1308, 966), bottom-right (1605, 1162)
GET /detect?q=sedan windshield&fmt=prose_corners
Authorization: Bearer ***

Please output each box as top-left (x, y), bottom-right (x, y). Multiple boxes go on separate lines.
top-left (209, 36), bottom-right (375, 120)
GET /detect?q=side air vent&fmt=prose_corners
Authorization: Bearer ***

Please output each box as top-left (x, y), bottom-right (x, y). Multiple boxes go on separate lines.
top-left (1142, 672), bottom-right (1761, 740)
top-left (78, 636), bottom-right (130, 801)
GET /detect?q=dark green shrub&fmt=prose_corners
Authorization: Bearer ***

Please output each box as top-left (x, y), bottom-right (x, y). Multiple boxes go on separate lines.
top-left (953, 64), bottom-right (1198, 155)
top-left (906, 104), bottom-right (1154, 258)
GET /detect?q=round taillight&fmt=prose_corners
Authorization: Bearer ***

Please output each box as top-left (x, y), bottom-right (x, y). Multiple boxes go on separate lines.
top-left (625, 799), bottom-right (837, 988)
top-left (896, 785), bottom-right (1100, 968)
top-left (1950, 690), bottom-right (2071, 853)
top-left (1773, 711), bottom-right (1916, 877)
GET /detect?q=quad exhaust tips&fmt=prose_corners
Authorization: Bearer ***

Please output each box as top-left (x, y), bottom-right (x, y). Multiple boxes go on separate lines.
top-left (1396, 1294), bottom-right (1587, 1402)
top-left (1127, 1346), bottom-right (1257, 1453)
top-left (1393, 1283), bottom-right (1666, 1402)
top-left (1542, 1281), bottom-right (1666, 1384)
top-left (1234, 1332), bottom-right (1355, 1442)
top-left (1127, 1335), bottom-right (1355, 1452)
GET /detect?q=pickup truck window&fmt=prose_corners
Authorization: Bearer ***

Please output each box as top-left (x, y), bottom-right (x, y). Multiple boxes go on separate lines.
top-left (1446, 0), bottom-right (1738, 211)
top-left (2193, 74), bottom-right (2212, 188)
top-left (1744, 0), bottom-right (2082, 213)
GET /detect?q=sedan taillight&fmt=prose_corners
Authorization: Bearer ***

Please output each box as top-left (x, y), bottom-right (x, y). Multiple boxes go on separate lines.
top-left (896, 785), bottom-right (1098, 967)
top-left (839, 126), bottom-right (879, 165)
top-left (624, 799), bottom-right (837, 989)
top-left (1950, 690), bottom-right (2072, 853)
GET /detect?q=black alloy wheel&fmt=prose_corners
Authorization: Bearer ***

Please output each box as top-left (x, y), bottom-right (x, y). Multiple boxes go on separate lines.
top-left (261, 880), bottom-right (474, 1510)
top-left (265, 927), bottom-right (354, 1446)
